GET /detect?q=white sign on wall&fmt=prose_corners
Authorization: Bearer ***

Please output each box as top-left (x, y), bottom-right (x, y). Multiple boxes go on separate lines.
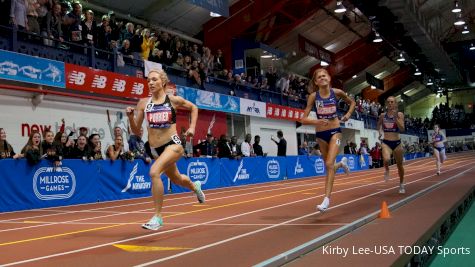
top-left (240, 99), bottom-right (266, 118)
top-left (0, 94), bottom-right (145, 153)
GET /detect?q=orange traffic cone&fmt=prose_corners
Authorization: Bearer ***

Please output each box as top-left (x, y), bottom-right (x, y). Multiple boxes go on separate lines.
top-left (379, 201), bottom-right (391, 219)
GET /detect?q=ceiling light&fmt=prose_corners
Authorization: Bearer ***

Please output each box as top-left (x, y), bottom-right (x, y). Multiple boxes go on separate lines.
top-left (462, 26), bottom-right (469, 34)
top-left (371, 85), bottom-right (376, 89)
top-left (352, 75), bottom-right (357, 79)
top-left (210, 12), bottom-right (222, 17)
top-left (470, 43), bottom-right (475, 51)
top-left (436, 93), bottom-right (441, 98)
top-left (427, 79), bottom-right (433, 86)
top-left (320, 60), bottom-right (329, 66)
top-left (452, 1), bottom-right (461, 13)
top-left (414, 68), bottom-right (421, 76)
top-left (396, 53), bottom-right (405, 62)
top-left (454, 13), bottom-right (465, 26)
top-left (373, 32), bottom-right (383, 43)
top-left (334, 1), bottom-right (346, 13)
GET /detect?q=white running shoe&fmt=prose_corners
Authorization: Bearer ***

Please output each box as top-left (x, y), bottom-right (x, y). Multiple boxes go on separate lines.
top-left (194, 181), bottom-right (206, 203)
top-left (317, 197), bottom-right (330, 212)
top-left (436, 171), bottom-right (441, 176)
top-left (398, 184), bottom-right (406, 194)
top-left (384, 169), bottom-right (390, 182)
top-left (142, 215), bottom-right (163, 231)
top-left (340, 157), bottom-right (350, 175)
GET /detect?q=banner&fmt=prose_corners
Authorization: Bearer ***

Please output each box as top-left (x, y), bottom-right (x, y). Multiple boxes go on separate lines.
top-left (0, 159), bottom-right (98, 212)
top-left (298, 35), bottom-right (333, 64)
top-left (187, 0), bottom-right (229, 17)
top-left (65, 63), bottom-right (149, 99)
top-left (97, 160), bottom-right (164, 201)
top-left (240, 98), bottom-right (266, 118)
top-left (0, 155), bottom-right (370, 212)
top-left (176, 85), bottom-right (240, 114)
top-left (220, 157), bottom-right (286, 186)
top-left (266, 103), bottom-right (304, 121)
top-left (171, 157), bottom-right (222, 193)
top-left (0, 49), bottom-right (65, 88)
top-left (176, 109), bottom-right (227, 146)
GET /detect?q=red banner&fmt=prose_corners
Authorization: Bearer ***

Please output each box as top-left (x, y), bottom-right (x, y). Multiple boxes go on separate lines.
top-left (266, 104), bottom-right (305, 121)
top-left (65, 64), bottom-right (149, 99)
top-left (176, 110), bottom-right (227, 145)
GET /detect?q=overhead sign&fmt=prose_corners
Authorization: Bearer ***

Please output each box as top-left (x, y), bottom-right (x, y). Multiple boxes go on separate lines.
top-left (298, 35), bottom-right (333, 64)
top-left (187, 0), bottom-right (229, 17)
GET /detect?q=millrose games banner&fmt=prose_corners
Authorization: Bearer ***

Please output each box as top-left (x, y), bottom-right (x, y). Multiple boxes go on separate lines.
top-left (0, 49), bottom-right (65, 88)
top-left (65, 63), bottom-right (149, 99)
top-left (176, 85), bottom-right (240, 114)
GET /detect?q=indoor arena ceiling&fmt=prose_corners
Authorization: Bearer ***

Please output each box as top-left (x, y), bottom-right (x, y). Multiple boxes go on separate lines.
top-left (87, 0), bottom-right (475, 103)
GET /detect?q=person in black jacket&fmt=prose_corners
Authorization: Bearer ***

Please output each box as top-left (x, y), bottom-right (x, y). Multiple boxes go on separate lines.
top-left (271, 130), bottom-right (287, 156)
top-left (217, 134), bottom-right (232, 158)
top-left (42, 130), bottom-right (62, 167)
top-left (253, 135), bottom-right (265, 156)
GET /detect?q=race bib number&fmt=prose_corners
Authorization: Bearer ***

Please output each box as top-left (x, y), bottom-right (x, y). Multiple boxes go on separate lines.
top-left (171, 134), bottom-right (182, 145)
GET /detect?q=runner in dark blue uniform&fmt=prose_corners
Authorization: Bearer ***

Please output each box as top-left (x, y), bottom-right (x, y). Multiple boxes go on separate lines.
top-left (432, 124), bottom-right (447, 175)
top-left (301, 68), bottom-right (355, 212)
top-left (377, 96), bottom-right (406, 193)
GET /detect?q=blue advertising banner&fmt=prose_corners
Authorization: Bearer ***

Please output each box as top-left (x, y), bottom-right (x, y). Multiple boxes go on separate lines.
top-left (187, 0), bottom-right (229, 17)
top-left (97, 160), bottom-right (163, 201)
top-left (220, 157), bottom-right (286, 186)
top-left (0, 159), bottom-right (98, 212)
top-left (171, 157), bottom-right (222, 193)
top-left (176, 85), bottom-right (240, 114)
top-left (0, 154), bottom-right (371, 212)
top-left (0, 49), bottom-right (65, 88)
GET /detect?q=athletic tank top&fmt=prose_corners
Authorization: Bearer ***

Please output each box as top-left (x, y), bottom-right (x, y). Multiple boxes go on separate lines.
top-left (144, 95), bottom-right (176, 129)
top-left (432, 133), bottom-right (443, 143)
top-left (315, 89), bottom-right (338, 119)
top-left (383, 113), bottom-right (399, 132)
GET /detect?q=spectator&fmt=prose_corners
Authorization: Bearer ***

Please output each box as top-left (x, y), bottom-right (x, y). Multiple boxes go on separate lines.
top-left (0, 128), bottom-right (20, 159)
top-left (10, 0), bottom-right (28, 31)
top-left (311, 143), bottom-right (322, 156)
top-left (81, 9), bottom-right (97, 47)
top-left (213, 49), bottom-right (224, 72)
top-left (42, 130), bottom-right (62, 166)
top-left (298, 141), bottom-right (309, 155)
top-left (128, 127), bottom-right (150, 163)
top-left (88, 134), bottom-right (103, 160)
top-left (21, 131), bottom-right (42, 164)
top-left (240, 133), bottom-right (254, 157)
top-left (41, 3), bottom-right (63, 45)
top-left (26, 0), bottom-right (40, 35)
top-left (271, 130), bottom-right (287, 156)
top-left (66, 135), bottom-right (91, 160)
top-left (106, 135), bottom-right (124, 160)
top-left (230, 135), bottom-right (241, 158)
top-left (217, 134), bottom-right (232, 158)
top-left (119, 39), bottom-right (134, 63)
top-left (198, 133), bottom-right (215, 157)
top-left (253, 135), bottom-right (265, 156)
top-left (121, 22), bottom-right (134, 43)
top-left (370, 142), bottom-right (382, 168)
top-left (140, 28), bottom-right (156, 60)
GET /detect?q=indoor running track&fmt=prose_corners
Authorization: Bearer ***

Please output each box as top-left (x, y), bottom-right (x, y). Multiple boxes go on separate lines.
top-left (1, 152), bottom-right (474, 267)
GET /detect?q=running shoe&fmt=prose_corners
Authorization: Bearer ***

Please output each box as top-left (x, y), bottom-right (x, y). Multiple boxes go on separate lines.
top-left (436, 171), bottom-right (441, 176)
top-left (340, 157), bottom-right (350, 175)
top-left (142, 215), bottom-right (163, 231)
top-left (384, 169), bottom-right (390, 182)
top-left (194, 181), bottom-right (206, 203)
top-left (317, 197), bottom-right (330, 212)
top-left (398, 184), bottom-right (406, 194)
